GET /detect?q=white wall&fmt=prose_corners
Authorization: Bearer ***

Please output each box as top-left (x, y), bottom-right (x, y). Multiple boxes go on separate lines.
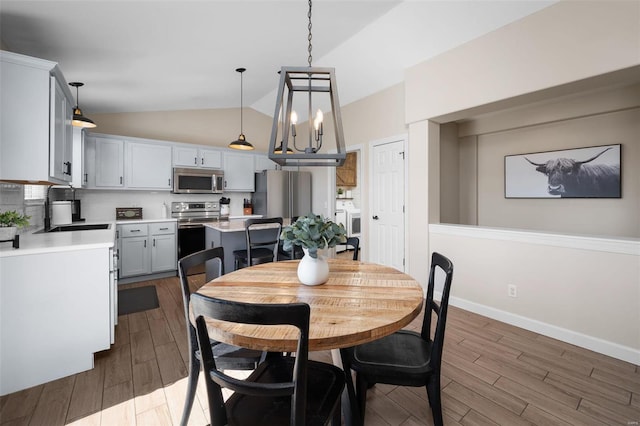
top-left (404, 0), bottom-right (640, 362)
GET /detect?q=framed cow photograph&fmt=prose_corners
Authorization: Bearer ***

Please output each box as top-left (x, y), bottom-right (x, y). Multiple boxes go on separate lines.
top-left (504, 144), bottom-right (621, 198)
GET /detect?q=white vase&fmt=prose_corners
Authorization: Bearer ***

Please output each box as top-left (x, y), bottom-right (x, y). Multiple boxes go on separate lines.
top-left (297, 248), bottom-right (330, 286)
top-left (0, 227), bottom-right (17, 241)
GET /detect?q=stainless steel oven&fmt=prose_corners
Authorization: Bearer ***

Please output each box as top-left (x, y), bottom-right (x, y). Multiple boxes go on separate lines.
top-left (172, 201), bottom-right (221, 275)
top-left (172, 167), bottom-right (224, 194)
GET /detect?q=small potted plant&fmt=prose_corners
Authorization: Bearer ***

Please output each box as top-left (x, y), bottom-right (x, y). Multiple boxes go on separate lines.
top-left (281, 213), bottom-right (346, 286)
top-left (0, 210), bottom-right (30, 241)
top-left (337, 188), bottom-right (344, 198)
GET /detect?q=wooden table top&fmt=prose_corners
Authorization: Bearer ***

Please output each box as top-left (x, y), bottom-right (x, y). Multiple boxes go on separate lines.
top-left (195, 259), bottom-right (424, 352)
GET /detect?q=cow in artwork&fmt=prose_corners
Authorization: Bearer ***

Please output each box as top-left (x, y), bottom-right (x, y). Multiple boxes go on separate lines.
top-left (525, 147), bottom-right (621, 198)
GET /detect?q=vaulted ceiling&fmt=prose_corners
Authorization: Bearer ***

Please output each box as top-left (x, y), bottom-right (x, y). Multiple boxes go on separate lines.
top-left (0, 1), bottom-right (555, 116)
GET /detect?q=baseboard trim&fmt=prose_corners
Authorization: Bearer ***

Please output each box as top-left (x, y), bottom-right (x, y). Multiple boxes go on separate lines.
top-left (436, 292), bottom-right (640, 365)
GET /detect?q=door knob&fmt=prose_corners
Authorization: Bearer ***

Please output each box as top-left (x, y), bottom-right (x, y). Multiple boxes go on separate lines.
top-left (372, 215), bottom-right (379, 220)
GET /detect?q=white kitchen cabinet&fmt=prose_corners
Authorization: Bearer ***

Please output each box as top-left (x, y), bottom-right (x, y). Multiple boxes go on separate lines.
top-left (69, 128), bottom-right (86, 188)
top-left (223, 152), bottom-right (255, 192)
top-left (49, 77), bottom-right (74, 182)
top-left (95, 137), bottom-right (125, 188)
top-left (150, 222), bottom-right (177, 272)
top-left (117, 221), bottom-right (176, 279)
top-left (0, 51), bottom-right (74, 184)
top-left (173, 146), bottom-right (222, 169)
top-left (84, 135), bottom-right (96, 188)
top-left (255, 154), bottom-right (277, 172)
top-left (126, 142), bottom-right (172, 189)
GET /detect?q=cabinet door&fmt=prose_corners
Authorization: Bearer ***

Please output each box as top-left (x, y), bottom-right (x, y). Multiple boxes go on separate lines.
top-left (200, 149), bottom-right (222, 168)
top-left (69, 127), bottom-right (85, 188)
top-left (84, 136), bottom-right (96, 188)
top-left (119, 236), bottom-right (150, 277)
top-left (255, 154), bottom-right (277, 172)
top-left (223, 152), bottom-right (255, 192)
top-left (95, 137), bottom-right (124, 187)
top-left (151, 233), bottom-right (176, 272)
top-left (173, 146), bottom-right (199, 167)
top-left (127, 142), bottom-right (172, 189)
top-left (49, 77), bottom-right (73, 182)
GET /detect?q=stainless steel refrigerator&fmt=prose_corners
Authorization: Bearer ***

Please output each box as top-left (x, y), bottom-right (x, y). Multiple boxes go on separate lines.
top-left (253, 170), bottom-right (312, 219)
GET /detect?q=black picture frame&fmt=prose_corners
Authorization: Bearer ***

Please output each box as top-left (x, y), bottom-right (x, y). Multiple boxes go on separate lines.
top-left (504, 144), bottom-right (621, 198)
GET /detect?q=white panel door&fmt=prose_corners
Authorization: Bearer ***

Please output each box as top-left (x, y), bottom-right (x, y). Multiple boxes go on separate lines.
top-left (370, 139), bottom-right (405, 271)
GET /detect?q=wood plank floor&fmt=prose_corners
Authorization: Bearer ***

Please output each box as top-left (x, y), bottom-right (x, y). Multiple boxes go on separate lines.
top-left (1, 270), bottom-right (638, 425)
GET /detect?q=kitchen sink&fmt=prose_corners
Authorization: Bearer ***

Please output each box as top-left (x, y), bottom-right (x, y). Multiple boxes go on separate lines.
top-left (35, 223), bottom-right (111, 233)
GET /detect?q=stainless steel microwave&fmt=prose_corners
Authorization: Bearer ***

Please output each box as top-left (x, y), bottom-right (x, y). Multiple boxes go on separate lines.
top-left (172, 167), bottom-right (224, 194)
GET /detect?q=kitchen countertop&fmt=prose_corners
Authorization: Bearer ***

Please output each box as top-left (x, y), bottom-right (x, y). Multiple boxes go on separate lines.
top-left (205, 217), bottom-right (289, 233)
top-left (115, 218), bottom-right (178, 225)
top-left (0, 222), bottom-right (116, 257)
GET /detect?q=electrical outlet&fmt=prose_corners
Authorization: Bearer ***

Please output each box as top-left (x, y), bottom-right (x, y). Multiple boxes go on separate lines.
top-left (508, 285), bottom-right (517, 298)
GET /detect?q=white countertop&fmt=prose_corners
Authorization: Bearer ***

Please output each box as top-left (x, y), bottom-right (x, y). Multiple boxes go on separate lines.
top-left (0, 222), bottom-right (116, 257)
top-left (115, 218), bottom-right (178, 225)
top-left (205, 218), bottom-right (289, 233)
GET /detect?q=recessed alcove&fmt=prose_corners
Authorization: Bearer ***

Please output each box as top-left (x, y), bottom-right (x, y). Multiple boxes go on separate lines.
top-left (438, 69), bottom-right (640, 238)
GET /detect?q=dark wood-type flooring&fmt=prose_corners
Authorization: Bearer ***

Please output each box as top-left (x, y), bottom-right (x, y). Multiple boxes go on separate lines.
top-left (1, 261), bottom-right (638, 425)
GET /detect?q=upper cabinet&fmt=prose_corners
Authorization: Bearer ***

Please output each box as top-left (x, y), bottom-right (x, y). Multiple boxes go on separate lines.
top-left (126, 142), bottom-right (172, 189)
top-left (173, 146), bottom-right (222, 169)
top-left (223, 152), bottom-right (255, 192)
top-left (255, 154), bottom-right (277, 172)
top-left (94, 136), bottom-right (125, 188)
top-left (0, 51), bottom-right (74, 184)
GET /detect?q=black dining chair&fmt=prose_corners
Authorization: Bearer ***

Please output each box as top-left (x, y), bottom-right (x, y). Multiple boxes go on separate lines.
top-left (191, 293), bottom-right (345, 426)
top-left (341, 252), bottom-right (454, 426)
top-left (345, 236), bottom-right (360, 261)
top-left (233, 217), bottom-right (283, 270)
top-left (177, 247), bottom-right (265, 426)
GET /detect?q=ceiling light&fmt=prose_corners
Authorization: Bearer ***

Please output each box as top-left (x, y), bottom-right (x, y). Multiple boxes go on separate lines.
top-left (229, 67), bottom-right (254, 151)
top-left (69, 82), bottom-right (96, 128)
top-left (268, 0), bottom-right (346, 167)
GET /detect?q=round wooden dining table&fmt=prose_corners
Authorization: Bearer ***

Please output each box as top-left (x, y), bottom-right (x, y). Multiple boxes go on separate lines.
top-left (195, 258), bottom-right (425, 353)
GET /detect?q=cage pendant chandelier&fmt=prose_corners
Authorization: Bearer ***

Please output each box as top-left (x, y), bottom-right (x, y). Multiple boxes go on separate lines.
top-left (268, 0), bottom-right (346, 167)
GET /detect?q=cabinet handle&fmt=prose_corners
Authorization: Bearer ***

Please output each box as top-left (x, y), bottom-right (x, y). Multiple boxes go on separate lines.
top-left (194, 157), bottom-right (197, 165)
top-left (64, 161), bottom-right (71, 175)
top-left (84, 173), bottom-right (88, 183)
top-left (168, 178), bottom-right (171, 187)
top-left (120, 176), bottom-right (123, 184)
top-left (153, 238), bottom-right (156, 247)
top-left (144, 240), bottom-right (147, 248)
top-left (131, 229), bottom-right (141, 232)
top-left (159, 227), bottom-right (169, 230)
top-left (201, 158), bottom-right (204, 165)
top-left (224, 180), bottom-right (227, 188)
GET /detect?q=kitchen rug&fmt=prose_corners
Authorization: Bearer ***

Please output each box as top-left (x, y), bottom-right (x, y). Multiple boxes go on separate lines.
top-left (118, 285), bottom-right (159, 316)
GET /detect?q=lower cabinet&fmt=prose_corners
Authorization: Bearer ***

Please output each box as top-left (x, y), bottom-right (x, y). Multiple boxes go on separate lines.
top-left (117, 221), bottom-right (177, 279)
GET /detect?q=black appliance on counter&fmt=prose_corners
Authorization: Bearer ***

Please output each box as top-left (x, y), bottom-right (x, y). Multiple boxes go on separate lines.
top-left (171, 201), bottom-right (220, 275)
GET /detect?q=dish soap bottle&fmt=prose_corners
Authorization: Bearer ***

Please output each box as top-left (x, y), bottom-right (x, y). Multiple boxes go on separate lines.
top-left (161, 202), bottom-right (168, 219)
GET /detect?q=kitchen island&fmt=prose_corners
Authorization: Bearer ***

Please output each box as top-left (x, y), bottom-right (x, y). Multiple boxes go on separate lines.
top-left (205, 218), bottom-right (287, 273)
top-left (0, 224), bottom-right (116, 395)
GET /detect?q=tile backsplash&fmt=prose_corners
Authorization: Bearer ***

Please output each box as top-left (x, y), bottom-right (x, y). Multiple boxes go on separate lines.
top-left (0, 183), bottom-right (42, 234)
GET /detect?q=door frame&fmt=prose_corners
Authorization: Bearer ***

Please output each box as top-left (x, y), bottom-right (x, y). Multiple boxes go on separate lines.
top-left (368, 134), bottom-right (408, 272)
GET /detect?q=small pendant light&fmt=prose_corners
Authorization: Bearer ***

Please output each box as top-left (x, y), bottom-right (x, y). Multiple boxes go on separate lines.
top-left (69, 82), bottom-right (96, 128)
top-left (229, 68), bottom-right (254, 150)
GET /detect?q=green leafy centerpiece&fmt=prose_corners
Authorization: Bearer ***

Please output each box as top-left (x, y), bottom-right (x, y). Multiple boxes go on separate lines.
top-left (281, 213), bottom-right (346, 285)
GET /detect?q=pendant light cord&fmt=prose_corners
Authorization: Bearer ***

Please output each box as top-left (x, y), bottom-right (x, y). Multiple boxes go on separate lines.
top-left (240, 70), bottom-right (243, 134)
top-left (307, 0), bottom-right (313, 67)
